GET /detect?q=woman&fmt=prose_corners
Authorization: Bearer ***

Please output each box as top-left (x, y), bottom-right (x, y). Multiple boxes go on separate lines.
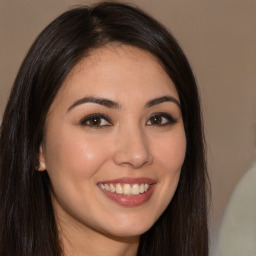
top-left (0, 2), bottom-right (209, 256)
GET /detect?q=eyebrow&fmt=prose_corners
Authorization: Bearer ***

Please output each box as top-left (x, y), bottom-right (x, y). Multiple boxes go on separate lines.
top-left (67, 96), bottom-right (121, 112)
top-left (145, 96), bottom-right (180, 108)
top-left (67, 95), bottom-right (180, 112)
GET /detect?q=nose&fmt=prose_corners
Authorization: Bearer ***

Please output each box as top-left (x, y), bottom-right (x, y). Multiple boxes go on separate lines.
top-left (113, 126), bottom-right (153, 169)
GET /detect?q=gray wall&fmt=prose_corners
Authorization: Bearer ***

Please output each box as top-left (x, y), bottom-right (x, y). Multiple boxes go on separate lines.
top-left (1, 0), bottom-right (256, 255)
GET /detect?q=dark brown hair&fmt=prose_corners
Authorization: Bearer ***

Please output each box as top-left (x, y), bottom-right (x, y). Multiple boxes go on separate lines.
top-left (0, 2), bottom-right (209, 255)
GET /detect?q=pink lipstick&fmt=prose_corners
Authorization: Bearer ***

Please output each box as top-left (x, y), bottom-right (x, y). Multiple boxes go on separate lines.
top-left (97, 177), bottom-right (156, 207)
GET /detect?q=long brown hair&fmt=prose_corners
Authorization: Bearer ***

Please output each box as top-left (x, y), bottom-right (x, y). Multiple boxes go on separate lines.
top-left (0, 2), bottom-right (209, 255)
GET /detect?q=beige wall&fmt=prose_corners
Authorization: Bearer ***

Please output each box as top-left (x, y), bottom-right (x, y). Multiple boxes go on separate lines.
top-left (0, 0), bottom-right (255, 255)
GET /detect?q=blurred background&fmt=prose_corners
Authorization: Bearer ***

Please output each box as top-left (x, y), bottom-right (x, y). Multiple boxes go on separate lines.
top-left (0, 0), bottom-right (255, 255)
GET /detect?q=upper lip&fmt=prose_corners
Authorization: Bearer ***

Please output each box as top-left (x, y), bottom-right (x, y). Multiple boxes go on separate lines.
top-left (97, 177), bottom-right (157, 185)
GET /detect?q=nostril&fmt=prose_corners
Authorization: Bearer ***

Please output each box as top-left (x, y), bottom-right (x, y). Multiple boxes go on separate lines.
top-left (112, 128), bottom-right (153, 168)
top-left (113, 147), bottom-right (153, 168)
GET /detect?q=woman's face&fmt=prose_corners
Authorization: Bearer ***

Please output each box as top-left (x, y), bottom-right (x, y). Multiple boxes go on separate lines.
top-left (40, 45), bottom-right (186, 238)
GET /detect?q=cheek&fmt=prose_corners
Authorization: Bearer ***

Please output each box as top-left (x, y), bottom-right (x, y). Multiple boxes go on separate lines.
top-left (155, 131), bottom-right (186, 175)
top-left (43, 127), bottom-right (111, 181)
top-left (146, 130), bottom-right (186, 222)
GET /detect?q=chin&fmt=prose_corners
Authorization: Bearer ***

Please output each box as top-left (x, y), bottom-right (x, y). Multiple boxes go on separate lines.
top-left (104, 218), bottom-right (154, 238)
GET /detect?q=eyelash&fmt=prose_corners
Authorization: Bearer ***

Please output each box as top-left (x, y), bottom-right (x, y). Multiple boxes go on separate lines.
top-left (80, 112), bottom-right (177, 128)
top-left (80, 113), bottom-right (112, 128)
top-left (146, 112), bottom-right (177, 126)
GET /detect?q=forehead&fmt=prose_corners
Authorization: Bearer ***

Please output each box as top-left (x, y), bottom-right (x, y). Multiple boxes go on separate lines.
top-left (55, 44), bottom-right (179, 105)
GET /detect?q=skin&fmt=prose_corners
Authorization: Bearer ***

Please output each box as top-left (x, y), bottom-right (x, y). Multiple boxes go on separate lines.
top-left (39, 45), bottom-right (186, 256)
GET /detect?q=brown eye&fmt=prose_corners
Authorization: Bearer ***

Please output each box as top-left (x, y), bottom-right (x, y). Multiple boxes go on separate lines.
top-left (149, 115), bottom-right (162, 125)
top-left (146, 113), bottom-right (177, 126)
top-left (89, 117), bottom-right (102, 126)
top-left (81, 114), bottom-right (111, 128)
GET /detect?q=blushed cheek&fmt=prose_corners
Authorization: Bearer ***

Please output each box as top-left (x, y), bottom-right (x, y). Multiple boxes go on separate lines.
top-left (72, 144), bottom-right (104, 177)
top-left (53, 135), bottom-right (111, 180)
top-left (161, 137), bottom-right (186, 165)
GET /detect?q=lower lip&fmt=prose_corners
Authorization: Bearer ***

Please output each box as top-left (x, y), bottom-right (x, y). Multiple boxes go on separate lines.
top-left (99, 185), bottom-right (155, 207)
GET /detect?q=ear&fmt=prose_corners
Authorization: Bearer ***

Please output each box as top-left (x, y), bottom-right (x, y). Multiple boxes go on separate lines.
top-left (38, 144), bottom-right (47, 171)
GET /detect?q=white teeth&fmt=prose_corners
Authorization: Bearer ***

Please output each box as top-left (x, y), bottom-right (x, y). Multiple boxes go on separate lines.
top-left (139, 184), bottom-right (145, 193)
top-left (132, 184), bottom-right (140, 195)
top-left (110, 184), bottom-right (116, 192)
top-left (123, 184), bottom-right (132, 195)
top-left (115, 184), bottom-right (122, 194)
top-left (99, 183), bottom-right (151, 195)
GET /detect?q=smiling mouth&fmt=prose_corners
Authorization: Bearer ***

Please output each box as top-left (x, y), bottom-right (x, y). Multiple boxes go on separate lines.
top-left (98, 183), bottom-right (151, 196)
top-left (97, 177), bottom-right (156, 206)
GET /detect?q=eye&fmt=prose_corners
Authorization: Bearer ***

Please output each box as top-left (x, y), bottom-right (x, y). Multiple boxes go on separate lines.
top-left (146, 112), bottom-right (177, 126)
top-left (80, 114), bottom-right (112, 128)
